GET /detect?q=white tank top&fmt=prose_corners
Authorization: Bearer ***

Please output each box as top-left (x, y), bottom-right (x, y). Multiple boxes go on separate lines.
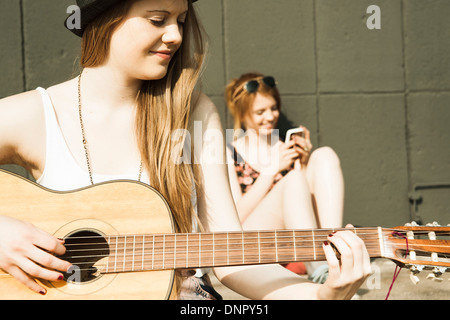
top-left (35, 87), bottom-right (150, 190)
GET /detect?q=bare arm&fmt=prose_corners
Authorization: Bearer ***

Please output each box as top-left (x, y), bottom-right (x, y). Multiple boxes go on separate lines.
top-left (226, 152), bottom-right (277, 223)
top-left (0, 90), bottom-right (70, 295)
top-left (0, 90), bottom-right (46, 176)
top-left (226, 140), bottom-right (298, 223)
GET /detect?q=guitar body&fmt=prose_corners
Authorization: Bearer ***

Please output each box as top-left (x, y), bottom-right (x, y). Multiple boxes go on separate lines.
top-left (0, 169), bottom-right (176, 300)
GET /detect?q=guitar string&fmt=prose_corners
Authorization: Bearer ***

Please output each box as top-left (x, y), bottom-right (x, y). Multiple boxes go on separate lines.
top-left (59, 239), bottom-right (386, 268)
top-left (61, 241), bottom-right (385, 260)
top-left (59, 229), bottom-right (448, 252)
top-left (63, 240), bottom-right (450, 266)
top-left (55, 230), bottom-right (449, 270)
top-left (58, 236), bottom-right (450, 273)
top-left (64, 249), bottom-right (450, 273)
top-left (57, 228), bottom-right (450, 245)
top-left (60, 233), bottom-right (384, 251)
top-left (62, 233), bottom-right (382, 249)
top-left (60, 248), bottom-right (449, 270)
top-left (62, 242), bottom-right (450, 260)
top-left (62, 245), bottom-right (448, 268)
top-left (385, 231), bottom-right (409, 300)
top-left (60, 237), bottom-right (450, 256)
top-left (58, 228), bottom-right (391, 246)
top-left (61, 234), bottom-right (449, 256)
top-left (57, 227), bottom-right (383, 239)
top-left (60, 232), bottom-right (383, 252)
top-left (62, 241), bottom-right (386, 257)
top-left (63, 241), bottom-right (386, 272)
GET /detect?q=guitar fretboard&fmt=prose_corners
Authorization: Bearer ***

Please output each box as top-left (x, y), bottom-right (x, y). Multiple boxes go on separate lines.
top-left (76, 228), bottom-right (383, 273)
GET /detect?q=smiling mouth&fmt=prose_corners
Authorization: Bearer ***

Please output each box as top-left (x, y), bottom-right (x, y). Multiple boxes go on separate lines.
top-left (151, 51), bottom-right (173, 60)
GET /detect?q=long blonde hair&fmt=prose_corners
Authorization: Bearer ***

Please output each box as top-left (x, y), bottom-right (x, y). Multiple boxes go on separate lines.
top-left (80, 0), bottom-right (206, 235)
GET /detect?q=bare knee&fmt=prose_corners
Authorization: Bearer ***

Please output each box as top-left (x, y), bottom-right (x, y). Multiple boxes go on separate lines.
top-left (309, 146), bottom-right (341, 168)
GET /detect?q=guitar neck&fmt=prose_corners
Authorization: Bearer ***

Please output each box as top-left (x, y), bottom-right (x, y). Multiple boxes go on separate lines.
top-left (83, 227), bottom-right (385, 274)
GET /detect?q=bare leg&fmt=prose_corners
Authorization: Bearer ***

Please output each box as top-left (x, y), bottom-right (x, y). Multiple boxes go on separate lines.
top-left (241, 169), bottom-right (316, 231)
top-left (240, 160), bottom-right (335, 277)
top-left (305, 147), bottom-right (344, 228)
top-left (281, 168), bottom-right (317, 229)
top-left (240, 179), bottom-right (284, 230)
top-left (302, 147), bottom-right (344, 278)
top-left (241, 147), bottom-right (343, 231)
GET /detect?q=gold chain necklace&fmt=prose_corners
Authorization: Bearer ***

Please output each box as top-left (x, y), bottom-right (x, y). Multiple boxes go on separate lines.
top-left (77, 74), bottom-right (143, 185)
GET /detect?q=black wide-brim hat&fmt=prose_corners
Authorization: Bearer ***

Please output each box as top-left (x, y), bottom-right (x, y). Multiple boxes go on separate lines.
top-left (65, 0), bottom-right (198, 37)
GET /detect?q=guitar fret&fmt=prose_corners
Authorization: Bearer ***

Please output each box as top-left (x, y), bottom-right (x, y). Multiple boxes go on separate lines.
top-left (174, 234), bottom-right (177, 268)
top-left (199, 233), bottom-right (201, 267)
top-left (151, 235), bottom-right (155, 269)
top-left (292, 231), bottom-right (297, 261)
top-left (114, 236), bottom-right (118, 272)
top-left (377, 227), bottom-right (385, 257)
top-left (226, 232), bottom-right (229, 265)
top-left (99, 227), bottom-right (387, 274)
top-left (186, 233), bottom-right (189, 269)
top-left (162, 234), bottom-right (166, 269)
top-left (106, 236), bottom-right (110, 273)
top-left (312, 230), bottom-right (316, 260)
top-left (142, 235), bottom-right (145, 271)
top-left (275, 230), bottom-right (278, 262)
top-left (258, 232), bottom-right (261, 263)
top-left (132, 235), bottom-right (136, 271)
top-left (123, 236), bottom-right (127, 271)
top-left (242, 232), bottom-right (245, 264)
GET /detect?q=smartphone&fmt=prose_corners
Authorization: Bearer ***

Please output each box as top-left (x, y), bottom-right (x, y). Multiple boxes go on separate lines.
top-left (285, 128), bottom-right (305, 143)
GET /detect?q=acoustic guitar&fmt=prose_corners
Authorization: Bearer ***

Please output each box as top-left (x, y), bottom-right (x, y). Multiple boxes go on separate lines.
top-left (0, 169), bottom-right (448, 300)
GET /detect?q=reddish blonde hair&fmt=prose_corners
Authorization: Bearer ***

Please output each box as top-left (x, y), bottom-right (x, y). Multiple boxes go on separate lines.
top-left (225, 72), bottom-right (281, 131)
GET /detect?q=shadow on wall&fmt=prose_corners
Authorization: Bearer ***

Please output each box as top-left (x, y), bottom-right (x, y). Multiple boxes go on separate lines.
top-left (277, 112), bottom-right (296, 140)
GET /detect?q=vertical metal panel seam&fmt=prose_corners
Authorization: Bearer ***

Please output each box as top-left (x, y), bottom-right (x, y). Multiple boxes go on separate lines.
top-left (312, 0), bottom-right (321, 147)
top-left (221, 0), bottom-right (231, 128)
top-left (19, 0), bottom-right (26, 92)
top-left (400, 0), bottom-right (414, 221)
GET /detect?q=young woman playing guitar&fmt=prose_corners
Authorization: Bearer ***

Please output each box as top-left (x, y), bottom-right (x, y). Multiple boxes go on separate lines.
top-left (0, 0), bottom-right (371, 300)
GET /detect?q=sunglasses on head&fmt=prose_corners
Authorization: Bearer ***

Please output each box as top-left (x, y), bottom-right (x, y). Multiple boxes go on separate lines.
top-left (243, 76), bottom-right (277, 93)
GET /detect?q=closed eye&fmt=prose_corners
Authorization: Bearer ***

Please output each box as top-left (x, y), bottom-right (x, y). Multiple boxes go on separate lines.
top-left (148, 18), bottom-right (166, 27)
top-left (147, 9), bottom-right (187, 27)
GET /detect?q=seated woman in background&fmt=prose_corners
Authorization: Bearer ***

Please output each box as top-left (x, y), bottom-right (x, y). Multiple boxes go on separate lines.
top-left (225, 72), bottom-right (345, 281)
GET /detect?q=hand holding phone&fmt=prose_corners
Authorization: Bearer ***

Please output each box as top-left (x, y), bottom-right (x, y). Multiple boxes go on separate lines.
top-left (285, 127), bottom-right (313, 168)
top-left (285, 128), bottom-right (305, 144)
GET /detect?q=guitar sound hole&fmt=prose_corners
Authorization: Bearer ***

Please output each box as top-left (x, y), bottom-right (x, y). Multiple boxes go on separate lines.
top-left (60, 230), bottom-right (110, 284)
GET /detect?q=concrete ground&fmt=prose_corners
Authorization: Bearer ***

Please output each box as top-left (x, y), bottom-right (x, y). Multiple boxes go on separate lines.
top-left (210, 258), bottom-right (450, 300)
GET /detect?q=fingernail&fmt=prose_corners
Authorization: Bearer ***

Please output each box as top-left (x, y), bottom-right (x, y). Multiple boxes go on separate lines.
top-left (39, 290), bottom-right (46, 295)
top-left (58, 275), bottom-right (64, 281)
top-left (328, 233), bottom-right (334, 237)
top-left (323, 241), bottom-right (329, 246)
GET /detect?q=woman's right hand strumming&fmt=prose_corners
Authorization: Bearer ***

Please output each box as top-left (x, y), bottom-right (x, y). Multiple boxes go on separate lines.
top-left (0, 215), bottom-right (72, 295)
